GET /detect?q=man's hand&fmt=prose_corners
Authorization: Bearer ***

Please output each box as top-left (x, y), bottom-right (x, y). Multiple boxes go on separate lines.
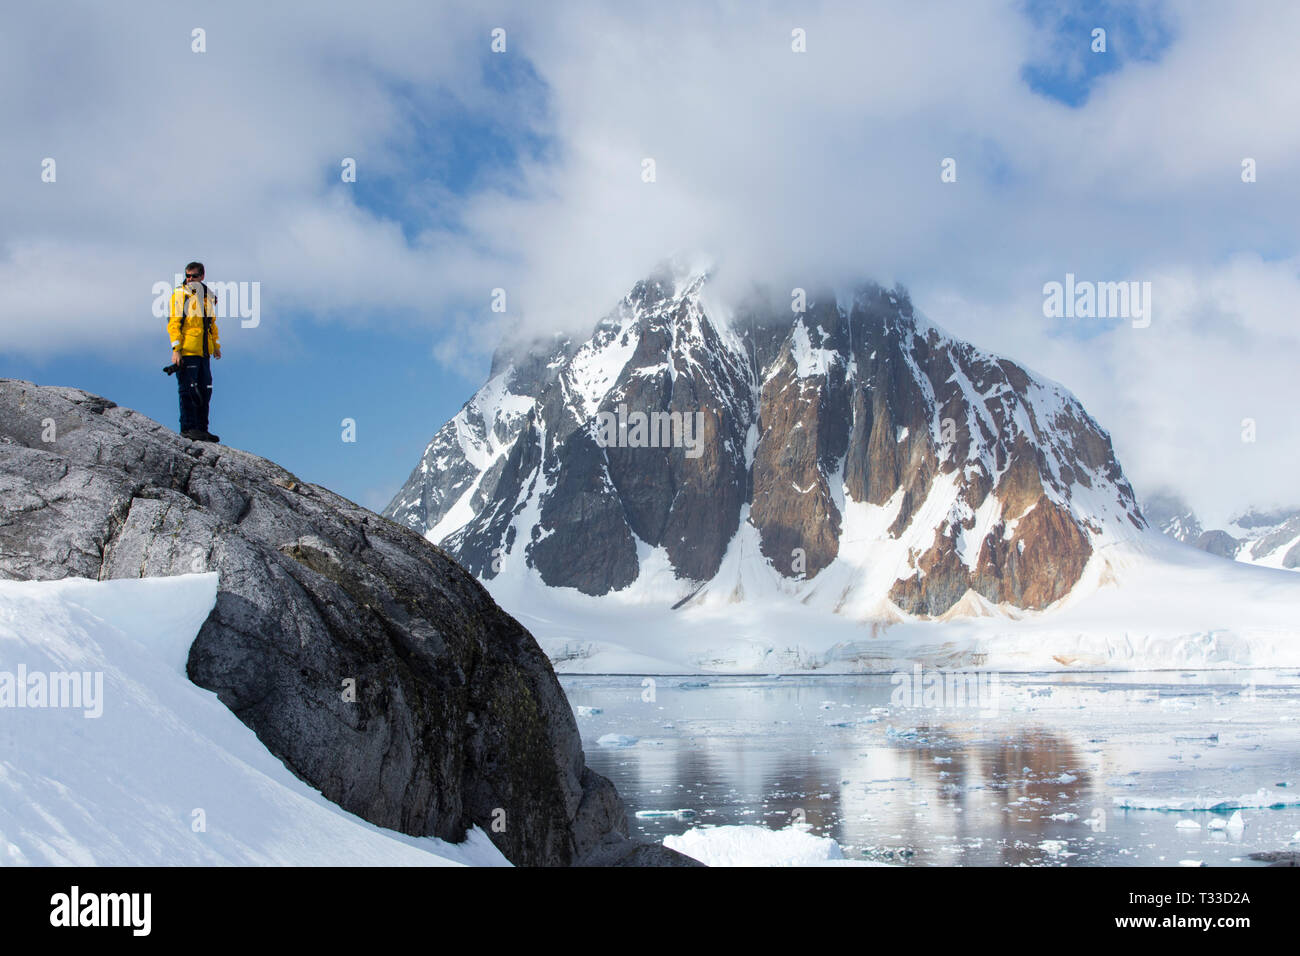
top-left (171, 350), bottom-right (181, 366)
top-left (214, 347), bottom-right (222, 359)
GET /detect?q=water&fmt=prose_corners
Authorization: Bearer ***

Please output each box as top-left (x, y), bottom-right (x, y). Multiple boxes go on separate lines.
top-left (561, 671), bottom-right (1300, 866)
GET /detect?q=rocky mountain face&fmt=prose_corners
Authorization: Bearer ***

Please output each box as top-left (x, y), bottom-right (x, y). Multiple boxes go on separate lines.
top-left (0, 379), bottom-right (688, 866)
top-left (1143, 491), bottom-right (1300, 570)
top-left (388, 265), bottom-right (1146, 618)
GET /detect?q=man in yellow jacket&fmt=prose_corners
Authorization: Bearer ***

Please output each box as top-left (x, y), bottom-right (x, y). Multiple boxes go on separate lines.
top-left (167, 261), bottom-right (222, 442)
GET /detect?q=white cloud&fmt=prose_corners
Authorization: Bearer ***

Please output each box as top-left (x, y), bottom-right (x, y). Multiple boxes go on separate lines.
top-left (2, 0), bottom-right (1298, 519)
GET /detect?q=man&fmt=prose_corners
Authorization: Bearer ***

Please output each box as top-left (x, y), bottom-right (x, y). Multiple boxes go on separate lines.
top-left (167, 261), bottom-right (222, 442)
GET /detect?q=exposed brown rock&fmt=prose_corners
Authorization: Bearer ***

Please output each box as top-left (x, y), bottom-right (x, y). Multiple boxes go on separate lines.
top-left (750, 354), bottom-right (842, 578)
top-left (973, 496), bottom-right (1093, 609)
top-left (387, 271), bottom-right (1141, 618)
top-left (890, 527), bottom-right (972, 616)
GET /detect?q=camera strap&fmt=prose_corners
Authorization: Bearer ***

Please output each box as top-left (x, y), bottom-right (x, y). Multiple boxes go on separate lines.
top-left (179, 280), bottom-right (213, 359)
top-left (201, 282), bottom-right (210, 359)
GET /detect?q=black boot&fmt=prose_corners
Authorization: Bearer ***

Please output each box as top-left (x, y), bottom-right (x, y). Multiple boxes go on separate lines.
top-left (181, 428), bottom-right (206, 441)
top-left (198, 430), bottom-right (221, 443)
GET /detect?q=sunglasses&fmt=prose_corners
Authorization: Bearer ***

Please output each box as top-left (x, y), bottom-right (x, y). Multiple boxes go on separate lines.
top-left (185, 273), bottom-right (201, 280)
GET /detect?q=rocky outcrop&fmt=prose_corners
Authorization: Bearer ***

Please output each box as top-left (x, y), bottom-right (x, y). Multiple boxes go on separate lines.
top-left (387, 263), bottom-right (1146, 619)
top-left (0, 379), bottom-right (671, 866)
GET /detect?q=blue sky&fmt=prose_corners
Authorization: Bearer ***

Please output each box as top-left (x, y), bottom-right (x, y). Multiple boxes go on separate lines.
top-left (2, 0), bottom-right (1299, 524)
top-left (1020, 0), bottom-right (1173, 107)
top-left (2, 7), bottom-right (558, 511)
top-left (7, 324), bottom-right (459, 511)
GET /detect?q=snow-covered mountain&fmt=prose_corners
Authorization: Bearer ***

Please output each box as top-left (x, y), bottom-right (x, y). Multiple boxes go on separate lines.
top-left (1142, 490), bottom-right (1204, 544)
top-left (1226, 508), bottom-right (1300, 569)
top-left (387, 262), bottom-right (1300, 672)
top-left (1144, 492), bottom-right (1300, 571)
top-left (388, 262), bottom-right (1148, 619)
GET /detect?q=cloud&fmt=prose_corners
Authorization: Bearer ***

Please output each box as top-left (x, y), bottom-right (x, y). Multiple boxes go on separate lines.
top-left (922, 254), bottom-right (1300, 527)
top-left (2, 0), bottom-right (1298, 519)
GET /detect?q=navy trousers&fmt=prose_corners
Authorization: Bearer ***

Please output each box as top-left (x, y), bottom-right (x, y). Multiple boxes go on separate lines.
top-left (177, 356), bottom-right (213, 433)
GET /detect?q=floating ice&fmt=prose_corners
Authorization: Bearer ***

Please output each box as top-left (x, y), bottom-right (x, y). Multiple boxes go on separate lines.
top-left (663, 824), bottom-right (888, 867)
top-left (1038, 840), bottom-right (1074, 857)
top-left (635, 809), bottom-right (697, 821)
top-left (1115, 789), bottom-right (1300, 811)
top-left (596, 733), bottom-right (639, 748)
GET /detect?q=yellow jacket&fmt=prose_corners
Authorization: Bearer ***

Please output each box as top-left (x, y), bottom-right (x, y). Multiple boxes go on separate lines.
top-left (167, 283), bottom-right (221, 357)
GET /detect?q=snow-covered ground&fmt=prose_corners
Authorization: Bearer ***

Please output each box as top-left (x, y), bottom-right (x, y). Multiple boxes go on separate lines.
top-left (0, 574), bottom-right (508, 866)
top-left (490, 532), bottom-right (1300, 674)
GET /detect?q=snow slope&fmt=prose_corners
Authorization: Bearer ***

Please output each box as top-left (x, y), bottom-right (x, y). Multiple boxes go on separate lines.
top-left (0, 574), bottom-right (508, 866)
top-left (489, 531), bottom-right (1300, 674)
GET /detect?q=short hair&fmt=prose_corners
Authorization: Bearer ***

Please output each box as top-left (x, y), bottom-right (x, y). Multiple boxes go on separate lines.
top-left (185, 261), bottom-right (205, 276)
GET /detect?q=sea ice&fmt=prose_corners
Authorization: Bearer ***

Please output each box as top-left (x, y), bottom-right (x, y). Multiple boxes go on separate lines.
top-left (1115, 789), bottom-right (1300, 811)
top-left (663, 824), bottom-right (888, 867)
top-left (596, 733), bottom-right (639, 747)
top-left (634, 809), bottom-right (697, 821)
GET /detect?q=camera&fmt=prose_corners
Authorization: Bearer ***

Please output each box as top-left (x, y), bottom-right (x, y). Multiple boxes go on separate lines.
top-left (163, 363), bottom-right (180, 375)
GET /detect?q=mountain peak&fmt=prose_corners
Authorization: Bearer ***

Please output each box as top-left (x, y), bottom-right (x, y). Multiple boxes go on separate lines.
top-left (388, 267), bottom-right (1145, 621)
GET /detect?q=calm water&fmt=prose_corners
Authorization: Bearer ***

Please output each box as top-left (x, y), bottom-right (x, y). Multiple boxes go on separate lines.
top-left (562, 671), bottom-right (1300, 866)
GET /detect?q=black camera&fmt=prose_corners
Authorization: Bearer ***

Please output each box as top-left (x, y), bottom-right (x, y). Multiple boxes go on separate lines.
top-left (163, 363), bottom-right (180, 375)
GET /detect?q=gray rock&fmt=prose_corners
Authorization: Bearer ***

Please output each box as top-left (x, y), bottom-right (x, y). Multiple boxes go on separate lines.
top-left (575, 832), bottom-right (706, 867)
top-left (1195, 529), bottom-right (1242, 560)
top-left (0, 378), bottom-right (654, 866)
top-left (1247, 850), bottom-right (1300, 866)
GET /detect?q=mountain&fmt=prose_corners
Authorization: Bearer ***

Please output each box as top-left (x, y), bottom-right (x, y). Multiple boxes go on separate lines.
top-left (1141, 490), bottom-right (1204, 543)
top-left (0, 379), bottom-right (693, 866)
top-left (1222, 507), bottom-right (1300, 569)
top-left (1142, 492), bottom-right (1300, 570)
top-left (388, 262), bottom-right (1147, 622)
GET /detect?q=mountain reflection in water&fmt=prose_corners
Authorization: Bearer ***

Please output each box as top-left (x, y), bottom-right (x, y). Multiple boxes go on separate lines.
top-left (564, 672), bottom-right (1300, 866)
